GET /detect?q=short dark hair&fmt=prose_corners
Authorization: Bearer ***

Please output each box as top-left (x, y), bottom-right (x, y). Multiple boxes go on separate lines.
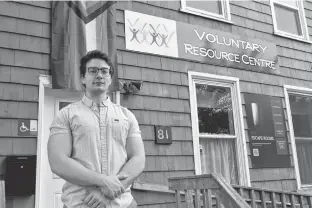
top-left (80, 50), bottom-right (114, 77)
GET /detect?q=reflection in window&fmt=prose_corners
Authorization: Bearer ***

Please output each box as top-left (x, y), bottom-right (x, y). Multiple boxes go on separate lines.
top-left (181, 0), bottom-right (230, 22)
top-left (271, 0), bottom-right (309, 41)
top-left (185, 0), bottom-right (223, 15)
top-left (289, 94), bottom-right (312, 185)
top-left (275, 4), bottom-right (302, 36)
top-left (196, 84), bottom-right (235, 135)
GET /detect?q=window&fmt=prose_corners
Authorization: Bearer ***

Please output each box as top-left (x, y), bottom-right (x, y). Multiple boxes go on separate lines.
top-left (181, 0), bottom-right (231, 22)
top-left (270, 0), bottom-right (310, 42)
top-left (288, 93), bottom-right (312, 186)
top-left (285, 85), bottom-right (312, 189)
top-left (189, 72), bottom-right (250, 186)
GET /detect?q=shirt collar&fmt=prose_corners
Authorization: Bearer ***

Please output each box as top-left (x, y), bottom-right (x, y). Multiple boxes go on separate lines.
top-left (82, 95), bottom-right (111, 107)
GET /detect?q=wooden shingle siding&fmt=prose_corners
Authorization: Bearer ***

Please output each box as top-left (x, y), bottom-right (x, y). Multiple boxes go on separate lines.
top-left (117, 0), bottom-right (312, 193)
top-left (0, 32), bottom-right (50, 54)
top-left (252, 180), bottom-right (297, 191)
top-left (0, 16), bottom-right (50, 38)
top-left (0, 7), bottom-right (49, 205)
top-left (0, 1), bottom-right (50, 23)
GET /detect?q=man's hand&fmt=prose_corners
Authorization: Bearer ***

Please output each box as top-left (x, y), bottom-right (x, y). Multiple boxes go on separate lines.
top-left (84, 189), bottom-right (108, 208)
top-left (100, 175), bottom-right (128, 200)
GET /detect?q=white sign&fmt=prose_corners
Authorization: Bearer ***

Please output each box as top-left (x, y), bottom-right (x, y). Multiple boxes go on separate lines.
top-left (125, 10), bottom-right (178, 57)
top-left (30, 120), bottom-right (38, 132)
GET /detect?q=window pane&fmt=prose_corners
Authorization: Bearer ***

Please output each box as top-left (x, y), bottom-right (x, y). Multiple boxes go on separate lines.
top-left (296, 139), bottom-right (312, 185)
top-left (200, 138), bottom-right (238, 184)
top-left (275, 0), bottom-right (298, 7)
top-left (274, 4), bottom-right (302, 36)
top-left (289, 94), bottom-right (312, 185)
top-left (186, 0), bottom-right (223, 15)
top-left (196, 84), bottom-right (235, 135)
top-left (289, 94), bottom-right (312, 137)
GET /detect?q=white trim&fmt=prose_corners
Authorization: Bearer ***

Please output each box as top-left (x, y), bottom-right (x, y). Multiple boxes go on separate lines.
top-left (180, 0), bottom-right (232, 23)
top-left (188, 71), bottom-right (250, 186)
top-left (270, 0), bottom-right (311, 43)
top-left (189, 73), bottom-right (201, 175)
top-left (35, 75), bottom-right (51, 208)
top-left (235, 78), bottom-right (251, 186)
top-left (199, 135), bottom-right (236, 139)
top-left (284, 84), bottom-right (312, 190)
top-left (115, 91), bottom-right (120, 105)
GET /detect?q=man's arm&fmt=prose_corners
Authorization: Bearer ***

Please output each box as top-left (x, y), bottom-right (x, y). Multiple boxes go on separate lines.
top-left (117, 109), bottom-right (146, 188)
top-left (118, 136), bottom-right (145, 188)
top-left (47, 108), bottom-right (125, 199)
top-left (48, 133), bottom-right (106, 187)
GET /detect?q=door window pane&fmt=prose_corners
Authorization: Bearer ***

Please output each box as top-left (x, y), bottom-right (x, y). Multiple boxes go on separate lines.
top-left (275, 4), bottom-right (302, 36)
top-left (289, 94), bottom-right (312, 185)
top-left (196, 84), bottom-right (235, 135)
top-left (186, 0), bottom-right (223, 15)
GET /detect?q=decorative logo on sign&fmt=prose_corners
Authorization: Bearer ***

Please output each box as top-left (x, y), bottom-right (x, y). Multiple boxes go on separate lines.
top-left (127, 19), bottom-right (176, 48)
top-left (125, 10), bottom-right (178, 57)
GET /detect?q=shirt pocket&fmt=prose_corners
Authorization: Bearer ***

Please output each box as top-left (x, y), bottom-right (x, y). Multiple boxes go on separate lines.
top-left (111, 117), bottom-right (129, 145)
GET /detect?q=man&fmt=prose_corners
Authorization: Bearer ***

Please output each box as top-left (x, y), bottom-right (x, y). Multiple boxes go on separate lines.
top-left (48, 50), bottom-right (145, 208)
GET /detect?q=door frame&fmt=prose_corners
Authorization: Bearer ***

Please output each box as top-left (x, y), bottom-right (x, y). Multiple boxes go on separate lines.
top-left (284, 84), bottom-right (312, 190)
top-left (188, 71), bottom-right (250, 186)
top-left (35, 75), bottom-right (120, 208)
top-left (35, 75), bottom-right (51, 208)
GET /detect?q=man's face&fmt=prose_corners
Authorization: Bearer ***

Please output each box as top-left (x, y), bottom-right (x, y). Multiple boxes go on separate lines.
top-left (81, 58), bottom-right (112, 94)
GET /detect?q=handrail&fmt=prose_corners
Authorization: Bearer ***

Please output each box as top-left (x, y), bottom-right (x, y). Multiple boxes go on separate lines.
top-left (233, 185), bottom-right (312, 208)
top-left (132, 181), bottom-right (176, 194)
top-left (168, 173), bottom-right (251, 208)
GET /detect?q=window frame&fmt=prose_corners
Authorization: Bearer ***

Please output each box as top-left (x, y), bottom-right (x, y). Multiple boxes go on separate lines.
top-left (270, 0), bottom-right (310, 43)
top-left (180, 0), bottom-right (232, 23)
top-left (188, 71), bottom-right (250, 186)
top-left (284, 85), bottom-right (312, 189)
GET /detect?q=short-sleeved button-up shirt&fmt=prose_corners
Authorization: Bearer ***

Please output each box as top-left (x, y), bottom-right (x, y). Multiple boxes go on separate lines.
top-left (49, 95), bottom-right (141, 208)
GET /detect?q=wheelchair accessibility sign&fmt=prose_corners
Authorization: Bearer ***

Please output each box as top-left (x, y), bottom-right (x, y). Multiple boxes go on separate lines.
top-left (18, 119), bottom-right (37, 136)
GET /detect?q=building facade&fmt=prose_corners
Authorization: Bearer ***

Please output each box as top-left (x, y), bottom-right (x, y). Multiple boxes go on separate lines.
top-left (0, 1), bottom-right (312, 208)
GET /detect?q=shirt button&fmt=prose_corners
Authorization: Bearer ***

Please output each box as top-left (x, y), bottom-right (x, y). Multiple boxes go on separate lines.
top-left (100, 121), bottom-right (105, 125)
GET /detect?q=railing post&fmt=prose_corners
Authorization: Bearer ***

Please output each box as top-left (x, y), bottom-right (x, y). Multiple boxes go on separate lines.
top-left (186, 190), bottom-right (194, 208)
top-left (308, 196), bottom-right (312, 208)
top-left (0, 180), bottom-right (5, 208)
top-left (271, 192), bottom-right (277, 208)
top-left (281, 193), bottom-right (287, 208)
top-left (175, 190), bottom-right (181, 208)
top-left (251, 189), bottom-right (256, 208)
top-left (299, 195), bottom-right (304, 208)
top-left (207, 189), bottom-right (213, 208)
top-left (290, 194), bottom-right (296, 208)
top-left (261, 191), bottom-right (267, 208)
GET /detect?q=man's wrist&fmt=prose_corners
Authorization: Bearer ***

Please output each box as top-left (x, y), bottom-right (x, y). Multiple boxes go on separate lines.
top-left (94, 174), bottom-right (107, 188)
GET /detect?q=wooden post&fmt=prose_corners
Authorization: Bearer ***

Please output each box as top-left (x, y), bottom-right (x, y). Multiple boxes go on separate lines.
top-left (0, 180), bottom-right (5, 208)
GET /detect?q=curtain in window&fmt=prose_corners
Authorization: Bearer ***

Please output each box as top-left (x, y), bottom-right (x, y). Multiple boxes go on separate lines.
top-left (296, 139), bottom-right (312, 185)
top-left (200, 138), bottom-right (238, 184)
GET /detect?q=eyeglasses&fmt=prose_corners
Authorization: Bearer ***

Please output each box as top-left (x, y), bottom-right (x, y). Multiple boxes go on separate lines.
top-left (87, 67), bottom-right (111, 77)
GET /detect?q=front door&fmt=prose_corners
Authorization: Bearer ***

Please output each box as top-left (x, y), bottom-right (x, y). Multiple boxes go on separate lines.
top-left (36, 87), bottom-right (83, 208)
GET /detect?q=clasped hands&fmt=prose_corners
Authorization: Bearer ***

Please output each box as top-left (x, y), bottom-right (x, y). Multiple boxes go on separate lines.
top-left (83, 174), bottom-right (128, 208)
